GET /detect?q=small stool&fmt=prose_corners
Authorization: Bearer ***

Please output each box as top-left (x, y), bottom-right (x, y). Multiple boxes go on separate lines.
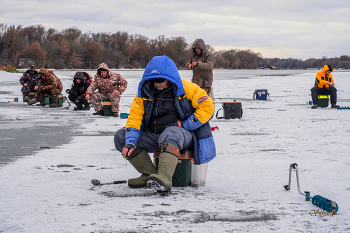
top-left (28, 92), bottom-right (37, 100)
top-left (153, 148), bottom-right (193, 187)
top-left (103, 99), bottom-right (112, 116)
top-left (318, 95), bottom-right (329, 108)
top-left (44, 94), bottom-right (63, 106)
top-left (44, 96), bottom-right (51, 105)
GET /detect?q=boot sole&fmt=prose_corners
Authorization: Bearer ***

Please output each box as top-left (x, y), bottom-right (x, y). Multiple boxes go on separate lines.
top-left (128, 183), bottom-right (148, 189)
top-left (147, 177), bottom-right (171, 195)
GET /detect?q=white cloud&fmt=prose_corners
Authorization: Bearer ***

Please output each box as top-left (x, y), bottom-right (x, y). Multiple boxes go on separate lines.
top-left (1, 0), bottom-right (350, 59)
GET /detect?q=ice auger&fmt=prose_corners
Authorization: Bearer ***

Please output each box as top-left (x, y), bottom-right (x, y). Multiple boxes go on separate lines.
top-left (283, 163), bottom-right (338, 214)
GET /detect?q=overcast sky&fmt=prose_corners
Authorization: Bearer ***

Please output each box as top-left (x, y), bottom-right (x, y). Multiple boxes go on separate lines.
top-left (1, 0), bottom-right (349, 60)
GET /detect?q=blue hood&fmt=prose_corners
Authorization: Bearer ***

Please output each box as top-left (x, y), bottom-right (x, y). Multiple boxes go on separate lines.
top-left (138, 56), bottom-right (185, 97)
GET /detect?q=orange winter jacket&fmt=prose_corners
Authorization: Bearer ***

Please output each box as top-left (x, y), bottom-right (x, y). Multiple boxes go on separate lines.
top-left (314, 65), bottom-right (334, 88)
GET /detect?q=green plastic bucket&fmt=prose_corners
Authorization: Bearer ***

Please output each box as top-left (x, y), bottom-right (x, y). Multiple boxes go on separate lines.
top-left (103, 100), bottom-right (112, 116)
top-left (318, 95), bottom-right (329, 107)
top-left (154, 158), bottom-right (192, 187)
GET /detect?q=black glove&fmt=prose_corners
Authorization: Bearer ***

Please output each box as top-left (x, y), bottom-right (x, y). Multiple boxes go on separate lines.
top-left (123, 143), bottom-right (136, 156)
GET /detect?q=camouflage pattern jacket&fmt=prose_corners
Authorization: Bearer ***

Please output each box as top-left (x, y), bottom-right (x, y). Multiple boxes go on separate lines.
top-left (19, 70), bottom-right (40, 94)
top-left (37, 68), bottom-right (58, 93)
top-left (86, 63), bottom-right (127, 95)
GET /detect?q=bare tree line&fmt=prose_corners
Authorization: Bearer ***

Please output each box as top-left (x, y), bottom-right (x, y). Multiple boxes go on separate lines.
top-left (1, 24), bottom-right (349, 70)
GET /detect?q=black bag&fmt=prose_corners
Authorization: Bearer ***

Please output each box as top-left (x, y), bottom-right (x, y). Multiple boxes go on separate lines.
top-left (216, 102), bottom-right (243, 119)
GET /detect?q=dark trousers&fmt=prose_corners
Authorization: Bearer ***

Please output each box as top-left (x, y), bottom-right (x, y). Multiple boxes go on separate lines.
top-left (114, 126), bottom-right (193, 153)
top-left (68, 94), bottom-right (89, 107)
top-left (311, 86), bottom-right (337, 105)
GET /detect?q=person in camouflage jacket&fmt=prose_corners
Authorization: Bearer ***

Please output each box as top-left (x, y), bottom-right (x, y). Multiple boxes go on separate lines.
top-left (27, 68), bottom-right (60, 107)
top-left (20, 65), bottom-right (39, 102)
top-left (86, 63), bottom-right (128, 117)
top-left (48, 70), bottom-right (63, 94)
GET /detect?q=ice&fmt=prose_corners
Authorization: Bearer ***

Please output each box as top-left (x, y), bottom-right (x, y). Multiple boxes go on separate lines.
top-left (0, 69), bottom-right (350, 232)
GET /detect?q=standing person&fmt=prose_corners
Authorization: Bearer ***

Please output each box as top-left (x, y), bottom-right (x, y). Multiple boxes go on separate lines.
top-left (68, 72), bottom-right (91, 110)
top-left (21, 65), bottom-right (39, 102)
top-left (86, 63), bottom-right (127, 117)
top-left (27, 68), bottom-right (59, 107)
top-left (186, 39), bottom-right (215, 100)
top-left (311, 64), bottom-right (339, 109)
top-left (114, 56), bottom-right (216, 195)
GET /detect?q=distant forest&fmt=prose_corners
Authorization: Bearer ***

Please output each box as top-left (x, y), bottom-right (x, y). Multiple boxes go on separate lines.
top-left (1, 24), bottom-right (350, 70)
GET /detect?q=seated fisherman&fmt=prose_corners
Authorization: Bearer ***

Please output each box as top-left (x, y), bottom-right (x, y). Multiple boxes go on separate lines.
top-left (311, 64), bottom-right (339, 109)
top-left (27, 68), bottom-right (60, 107)
top-left (21, 65), bottom-right (39, 102)
top-left (114, 55), bottom-right (216, 195)
top-left (86, 63), bottom-right (128, 117)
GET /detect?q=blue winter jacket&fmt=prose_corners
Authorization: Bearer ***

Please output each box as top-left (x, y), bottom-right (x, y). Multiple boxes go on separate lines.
top-left (125, 55), bottom-right (216, 164)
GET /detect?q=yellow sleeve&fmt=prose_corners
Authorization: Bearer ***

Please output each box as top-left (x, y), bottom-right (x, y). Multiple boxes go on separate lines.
top-left (182, 79), bottom-right (214, 124)
top-left (125, 94), bottom-right (146, 130)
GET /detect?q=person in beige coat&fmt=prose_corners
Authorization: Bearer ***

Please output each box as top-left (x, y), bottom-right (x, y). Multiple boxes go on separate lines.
top-left (186, 39), bottom-right (214, 100)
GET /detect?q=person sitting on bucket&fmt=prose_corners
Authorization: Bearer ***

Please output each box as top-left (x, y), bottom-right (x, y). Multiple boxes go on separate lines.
top-left (114, 55), bottom-right (216, 195)
top-left (21, 65), bottom-right (39, 102)
top-left (311, 64), bottom-right (339, 109)
top-left (85, 63), bottom-right (127, 117)
top-left (27, 68), bottom-right (60, 107)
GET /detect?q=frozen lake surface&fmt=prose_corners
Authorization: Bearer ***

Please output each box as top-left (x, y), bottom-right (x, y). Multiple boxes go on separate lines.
top-left (0, 69), bottom-right (350, 232)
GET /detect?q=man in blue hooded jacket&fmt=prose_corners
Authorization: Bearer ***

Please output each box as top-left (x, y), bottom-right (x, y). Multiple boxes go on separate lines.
top-left (114, 55), bottom-right (216, 195)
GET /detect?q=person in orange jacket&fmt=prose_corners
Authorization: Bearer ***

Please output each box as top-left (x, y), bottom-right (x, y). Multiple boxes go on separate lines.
top-left (310, 64), bottom-right (339, 109)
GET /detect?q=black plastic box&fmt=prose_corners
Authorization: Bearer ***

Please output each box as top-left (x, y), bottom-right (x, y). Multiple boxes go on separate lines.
top-left (222, 102), bottom-right (242, 119)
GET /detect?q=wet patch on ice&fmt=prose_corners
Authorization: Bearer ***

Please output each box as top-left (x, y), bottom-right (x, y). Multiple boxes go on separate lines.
top-left (258, 149), bottom-right (286, 152)
top-left (99, 190), bottom-right (158, 198)
top-left (231, 132), bottom-right (269, 136)
top-left (56, 164), bottom-right (75, 168)
top-left (74, 131), bottom-right (116, 136)
top-left (135, 209), bottom-right (278, 223)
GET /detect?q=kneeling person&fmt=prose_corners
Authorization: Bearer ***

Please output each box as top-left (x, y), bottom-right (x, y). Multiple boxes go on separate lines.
top-left (114, 56), bottom-right (216, 195)
top-left (68, 72), bottom-right (91, 110)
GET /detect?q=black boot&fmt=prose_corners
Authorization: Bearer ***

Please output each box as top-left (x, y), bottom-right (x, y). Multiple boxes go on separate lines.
top-left (81, 98), bottom-right (90, 110)
top-left (49, 95), bottom-right (58, 107)
top-left (74, 100), bottom-right (83, 110)
top-left (113, 112), bottom-right (119, 117)
top-left (35, 96), bottom-right (45, 106)
top-left (92, 109), bottom-right (104, 115)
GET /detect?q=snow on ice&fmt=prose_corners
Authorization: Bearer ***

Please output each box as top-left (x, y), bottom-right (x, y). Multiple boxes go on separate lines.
top-left (0, 69), bottom-right (350, 232)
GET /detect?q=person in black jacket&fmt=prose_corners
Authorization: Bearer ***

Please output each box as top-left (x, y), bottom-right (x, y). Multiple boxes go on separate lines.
top-left (68, 72), bottom-right (91, 110)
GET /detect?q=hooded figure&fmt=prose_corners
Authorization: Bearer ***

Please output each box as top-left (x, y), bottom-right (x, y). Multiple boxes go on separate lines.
top-left (311, 64), bottom-right (339, 109)
top-left (20, 65), bottom-right (40, 101)
top-left (68, 72), bottom-right (91, 110)
top-left (114, 55), bottom-right (216, 195)
top-left (27, 68), bottom-right (59, 107)
top-left (186, 39), bottom-right (214, 99)
top-left (86, 63), bottom-right (128, 117)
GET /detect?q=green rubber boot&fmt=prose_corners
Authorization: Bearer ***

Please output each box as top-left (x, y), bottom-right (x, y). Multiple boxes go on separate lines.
top-left (127, 148), bottom-right (158, 188)
top-left (147, 144), bottom-right (178, 195)
top-left (35, 96), bottom-right (45, 106)
top-left (49, 95), bottom-right (58, 107)
top-left (23, 94), bottom-right (29, 102)
top-left (28, 97), bottom-right (37, 105)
